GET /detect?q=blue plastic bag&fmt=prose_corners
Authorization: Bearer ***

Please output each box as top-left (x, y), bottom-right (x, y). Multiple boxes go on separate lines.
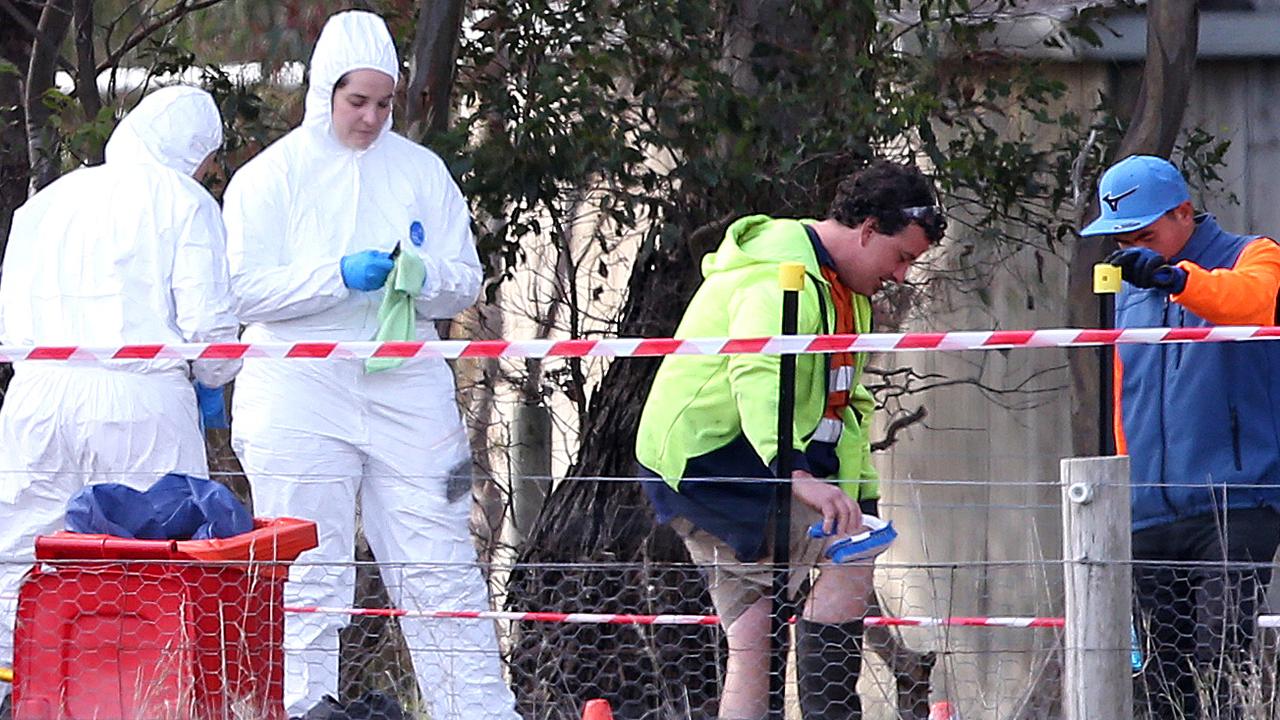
top-left (65, 473), bottom-right (253, 540)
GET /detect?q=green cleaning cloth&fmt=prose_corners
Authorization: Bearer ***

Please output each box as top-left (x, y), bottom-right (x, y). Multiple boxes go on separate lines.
top-left (365, 246), bottom-right (427, 374)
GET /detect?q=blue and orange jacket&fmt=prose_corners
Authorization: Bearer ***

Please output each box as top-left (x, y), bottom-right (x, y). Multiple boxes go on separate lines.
top-left (1114, 214), bottom-right (1280, 531)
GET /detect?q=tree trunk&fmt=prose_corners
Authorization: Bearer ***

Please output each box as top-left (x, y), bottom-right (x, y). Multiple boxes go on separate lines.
top-left (24, 0), bottom-right (73, 193)
top-left (502, 3), bottom-right (870, 717)
top-left (1067, 0), bottom-right (1199, 458)
top-left (0, 0), bottom-right (38, 255)
top-left (0, 0), bottom-right (39, 400)
top-left (1115, 2), bottom-right (1199, 162)
top-left (70, 0), bottom-right (102, 165)
top-left (504, 212), bottom-right (725, 719)
top-left (406, 0), bottom-right (465, 136)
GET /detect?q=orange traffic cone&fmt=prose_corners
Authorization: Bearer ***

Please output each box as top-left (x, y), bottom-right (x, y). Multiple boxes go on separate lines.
top-left (582, 699), bottom-right (614, 720)
top-left (930, 701), bottom-right (960, 719)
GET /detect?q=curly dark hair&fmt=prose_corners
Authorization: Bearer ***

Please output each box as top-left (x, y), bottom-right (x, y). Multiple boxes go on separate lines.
top-left (828, 161), bottom-right (945, 242)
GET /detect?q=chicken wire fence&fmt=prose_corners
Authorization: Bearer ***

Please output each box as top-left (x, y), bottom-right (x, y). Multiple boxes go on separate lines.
top-left (5, 474), bottom-right (1280, 719)
top-left (1131, 556), bottom-right (1280, 720)
top-left (0, 544), bottom-right (1065, 720)
top-left (0, 474), bottom-right (1259, 712)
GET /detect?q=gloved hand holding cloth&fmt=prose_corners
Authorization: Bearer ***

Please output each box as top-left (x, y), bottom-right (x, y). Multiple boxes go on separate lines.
top-left (365, 236), bottom-right (427, 374)
top-left (340, 249), bottom-right (395, 291)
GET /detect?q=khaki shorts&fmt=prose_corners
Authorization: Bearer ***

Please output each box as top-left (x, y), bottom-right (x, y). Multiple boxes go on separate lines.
top-left (672, 498), bottom-right (879, 628)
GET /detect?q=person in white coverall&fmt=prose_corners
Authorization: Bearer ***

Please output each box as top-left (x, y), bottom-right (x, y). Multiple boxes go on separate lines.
top-left (0, 85), bottom-right (240, 680)
top-left (221, 11), bottom-right (518, 719)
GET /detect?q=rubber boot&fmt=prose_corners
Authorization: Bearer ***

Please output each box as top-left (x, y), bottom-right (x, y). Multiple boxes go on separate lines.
top-left (796, 618), bottom-right (864, 720)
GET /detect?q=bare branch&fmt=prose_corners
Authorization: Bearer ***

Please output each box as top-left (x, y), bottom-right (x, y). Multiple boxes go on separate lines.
top-left (871, 406), bottom-right (927, 452)
top-left (1070, 128), bottom-right (1099, 217)
top-left (684, 211), bottom-right (738, 258)
top-left (863, 363), bottom-right (1068, 416)
top-left (100, 2), bottom-right (134, 65)
top-left (96, 0), bottom-right (229, 74)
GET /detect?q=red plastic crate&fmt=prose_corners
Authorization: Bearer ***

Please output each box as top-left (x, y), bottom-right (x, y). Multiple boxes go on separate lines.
top-left (12, 518), bottom-right (318, 720)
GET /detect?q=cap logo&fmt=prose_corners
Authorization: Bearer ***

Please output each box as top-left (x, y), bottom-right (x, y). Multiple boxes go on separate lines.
top-left (1102, 185), bottom-right (1139, 213)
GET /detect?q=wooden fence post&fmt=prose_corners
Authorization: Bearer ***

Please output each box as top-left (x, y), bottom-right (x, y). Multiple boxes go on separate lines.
top-left (1060, 455), bottom-right (1132, 720)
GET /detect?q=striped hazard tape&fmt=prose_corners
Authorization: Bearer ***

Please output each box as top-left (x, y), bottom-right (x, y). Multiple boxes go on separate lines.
top-left (283, 606), bottom-right (1066, 628)
top-left (1, 325), bottom-right (1278, 362)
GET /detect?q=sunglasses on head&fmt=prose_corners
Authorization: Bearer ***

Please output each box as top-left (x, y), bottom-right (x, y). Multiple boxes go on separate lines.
top-left (900, 205), bottom-right (947, 239)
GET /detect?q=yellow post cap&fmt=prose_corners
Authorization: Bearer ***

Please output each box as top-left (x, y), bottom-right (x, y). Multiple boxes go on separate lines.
top-left (779, 262), bottom-right (806, 291)
top-left (1093, 263), bottom-right (1121, 294)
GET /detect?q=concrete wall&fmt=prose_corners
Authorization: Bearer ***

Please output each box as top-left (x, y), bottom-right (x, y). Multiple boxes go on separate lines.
top-left (874, 57), bottom-right (1280, 717)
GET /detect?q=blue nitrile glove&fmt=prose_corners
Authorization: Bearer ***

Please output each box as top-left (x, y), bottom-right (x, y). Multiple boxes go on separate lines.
top-left (808, 515), bottom-right (897, 563)
top-left (194, 382), bottom-right (228, 431)
top-left (340, 250), bottom-right (395, 291)
top-left (1106, 247), bottom-right (1187, 293)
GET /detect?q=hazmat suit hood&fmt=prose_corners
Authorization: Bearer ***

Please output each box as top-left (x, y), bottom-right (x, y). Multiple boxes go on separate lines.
top-left (303, 10), bottom-right (400, 148)
top-left (104, 85), bottom-right (222, 177)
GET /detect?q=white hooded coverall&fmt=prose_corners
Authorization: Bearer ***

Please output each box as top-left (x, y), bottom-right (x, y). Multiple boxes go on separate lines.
top-left (0, 85), bottom-right (240, 667)
top-left (222, 12), bottom-right (518, 718)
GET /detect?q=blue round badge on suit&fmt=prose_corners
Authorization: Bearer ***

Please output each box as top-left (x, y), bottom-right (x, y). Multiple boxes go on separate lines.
top-left (410, 220), bottom-right (424, 247)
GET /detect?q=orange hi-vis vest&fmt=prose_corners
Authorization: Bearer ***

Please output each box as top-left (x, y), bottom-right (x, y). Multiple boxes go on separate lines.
top-left (812, 265), bottom-right (860, 445)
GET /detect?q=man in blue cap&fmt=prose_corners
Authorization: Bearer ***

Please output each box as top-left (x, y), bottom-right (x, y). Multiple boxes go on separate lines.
top-left (1082, 154), bottom-right (1280, 718)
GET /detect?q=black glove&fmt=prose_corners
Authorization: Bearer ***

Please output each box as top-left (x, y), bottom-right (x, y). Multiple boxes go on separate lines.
top-left (1106, 247), bottom-right (1187, 293)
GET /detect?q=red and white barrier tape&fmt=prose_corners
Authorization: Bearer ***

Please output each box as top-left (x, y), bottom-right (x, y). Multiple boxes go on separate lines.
top-left (2, 326), bottom-right (1279, 362)
top-left (870, 616), bottom-right (1063, 628)
top-left (283, 605), bottom-right (1064, 628)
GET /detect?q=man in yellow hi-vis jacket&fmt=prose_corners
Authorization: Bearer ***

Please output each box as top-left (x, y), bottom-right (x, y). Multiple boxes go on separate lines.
top-left (637, 161), bottom-right (946, 720)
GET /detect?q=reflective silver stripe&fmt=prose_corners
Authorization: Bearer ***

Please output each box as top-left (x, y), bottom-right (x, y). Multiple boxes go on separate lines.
top-left (812, 417), bottom-right (843, 443)
top-left (829, 365), bottom-right (854, 392)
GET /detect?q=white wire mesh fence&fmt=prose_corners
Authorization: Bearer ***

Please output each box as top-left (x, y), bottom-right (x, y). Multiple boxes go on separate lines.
top-left (3, 468), bottom-right (1280, 719)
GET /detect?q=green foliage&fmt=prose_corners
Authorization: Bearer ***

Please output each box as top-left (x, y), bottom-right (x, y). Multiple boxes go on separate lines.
top-left (14, 2), bottom-right (298, 188)
top-left (36, 89), bottom-right (114, 170)
top-left (200, 63), bottom-right (295, 198)
top-left (439, 0), bottom-right (1099, 289)
top-left (135, 36), bottom-right (200, 78)
top-left (1179, 127), bottom-right (1237, 207)
top-left (176, 0), bottom-right (415, 64)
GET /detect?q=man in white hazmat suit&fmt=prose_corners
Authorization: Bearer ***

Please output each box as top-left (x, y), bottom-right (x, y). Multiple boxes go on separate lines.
top-left (0, 85), bottom-right (240, 680)
top-left (222, 11), bottom-right (518, 718)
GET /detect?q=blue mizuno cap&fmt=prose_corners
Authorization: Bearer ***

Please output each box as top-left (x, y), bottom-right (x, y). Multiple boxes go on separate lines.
top-left (1080, 155), bottom-right (1191, 237)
